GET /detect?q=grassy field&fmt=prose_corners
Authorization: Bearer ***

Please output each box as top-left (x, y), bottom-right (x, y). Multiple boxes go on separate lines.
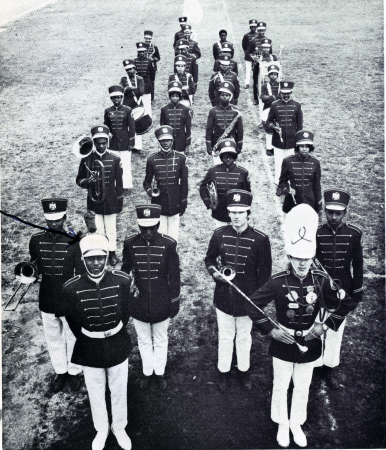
top-left (1, 0), bottom-right (384, 449)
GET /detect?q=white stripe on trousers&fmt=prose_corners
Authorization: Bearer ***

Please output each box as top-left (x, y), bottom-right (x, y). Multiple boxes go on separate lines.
top-left (159, 214), bottom-right (180, 243)
top-left (133, 318), bottom-right (170, 376)
top-left (41, 312), bottom-right (82, 375)
top-left (83, 358), bottom-right (128, 433)
top-left (108, 150), bottom-right (133, 189)
top-left (95, 213), bottom-right (117, 252)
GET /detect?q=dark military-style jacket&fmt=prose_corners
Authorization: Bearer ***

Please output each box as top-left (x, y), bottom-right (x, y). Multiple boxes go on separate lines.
top-left (206, 105), bottom-right (243, 150)
top-left (186, 39), bottom-right (201, 59)
top-left (76, 150), bottom-right (123, 215)
top-left (120, 74), bottom-right (145, 109)
top-left (173, 30), bottom-right (185, 48)
top-left (121, 232), bottom-right (180, 324)
top-left (174, 52), bottom-right (198, 84)
top-left (213, 59), bottom-right (238, 75)
top-left (205, 225), bottom-right (272, 317)
top-left (29, 231), bottom-right (78, 314)
top-left (168, 73), bottom-right (196, 100)
top-left (144, 43), bottom-right (160, 71)
top-left (208, 70), bottom-right (240, 106)
top-left (134, 56), bottom-right (155, 94)
top-left (261, 81), bottom-right (280, 110)
top-left (316, 223), bottom-right (364, 303)
top-left (160, 103), bottom-right (192, 152)
top-left (199, 163), bottom-right (250, 222)
top-left (61, 270), bottom-right (133, 368)
top-left (104, 105), bottom-right (135, 151)
top-left (247, 269), bottom-right (355, 363)
top-left (278, 153), bottom-right (322, 213)
top-left (266, 99), bottom-right (303, 149)
top-left (241, 31), bottom-right (259, 61)
top-left (143, 150), bottom-right (188, 217)
top-left (213, 40), bottom-right (235, 60)
top-left (247, 36), bottom-right (273, 61)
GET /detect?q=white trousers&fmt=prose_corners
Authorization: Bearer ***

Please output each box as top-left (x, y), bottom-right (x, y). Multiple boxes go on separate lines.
top-left (41, 312), bottom-right (82, 375)
top-left (244, 60), bottom-right (252, 85)
top-left (133, 318), bottom-right (170, 376)
top-left (159, 214), bottom-right (180, 242)
top-left (271, 357), bottom-right (314, 426)
top-left (134, 134), bottom-right (142, 150)
top-left (314, 318), bottom-right (346, 368)
top-left (216, 308), bottom-right (253, 373)
top-left (95, 213), bottom-right (117, 251)
top-left (83, 358), bottom-right (128, 433)
top-left (108, 150), bottom-right (132, 189)
top-left (142, 93), bottom-right (152, 117)
top-left (273, 146), bottom-right (295, 185)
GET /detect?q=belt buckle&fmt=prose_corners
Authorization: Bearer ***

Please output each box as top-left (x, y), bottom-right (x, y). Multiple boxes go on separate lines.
top-left (104, 330), bottom-right (112, 337)
top-left (295, 330), bottom-right (302, 337)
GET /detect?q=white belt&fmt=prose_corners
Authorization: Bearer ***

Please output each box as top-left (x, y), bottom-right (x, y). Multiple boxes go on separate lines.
top-left (281, 324), bottom-right (313, 337)
top-left (82, 321), bottom-right (123, 339)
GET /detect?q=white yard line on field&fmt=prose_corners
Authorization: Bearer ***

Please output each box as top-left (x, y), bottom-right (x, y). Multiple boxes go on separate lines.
top-left (0, 0), bottom-right (58, 27)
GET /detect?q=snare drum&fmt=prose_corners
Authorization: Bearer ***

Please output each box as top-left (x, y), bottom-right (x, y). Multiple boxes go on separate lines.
top-left (132, 106), bottom-right (153, 135)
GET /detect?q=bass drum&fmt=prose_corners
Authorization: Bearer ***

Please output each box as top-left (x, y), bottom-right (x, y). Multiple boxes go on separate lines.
top-left (132, 106), bottom-right (153, 135)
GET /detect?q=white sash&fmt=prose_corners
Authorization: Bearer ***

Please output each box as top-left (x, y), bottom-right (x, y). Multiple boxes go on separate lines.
top-left (127, 76), bottom-right (141, 106)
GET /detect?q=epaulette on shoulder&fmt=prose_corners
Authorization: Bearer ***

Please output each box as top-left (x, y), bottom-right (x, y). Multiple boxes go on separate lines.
top-left (125, 232), bottom-right (138, 242)
top-left (112, 269), bottom-right (131, 280)
top-left (252, 228), bottom-right (268, 238)
top-left (271, 99), bottom-right (280, 105)
top-left (216, 225), bottom-right (228, 232)
top-left (148, 151), bottom-right (158, 157)
top-left (283, 154), bottom-right (295, 160)
top-left (272, 270), bottom-right (290, 279)
top-left (63, 275), bottom-right (81, 287)
top-left (32, 230), bottom-right (46, 237)
top-left (122, 105), bottom-right (131, 110)
top-left (311, 269), bottom-right (329, 279)
top-left (317, 224), bottom-right (323, 229)
top-left (347, 223), bottom-right (362, 234)
top-left (160, 233), bottom-right (177, 244)
top-left (237, 165), bottom-right (248, 172)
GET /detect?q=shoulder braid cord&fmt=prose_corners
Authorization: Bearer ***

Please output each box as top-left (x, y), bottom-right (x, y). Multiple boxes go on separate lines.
top-left (212, 109), bottom-right (241, 154)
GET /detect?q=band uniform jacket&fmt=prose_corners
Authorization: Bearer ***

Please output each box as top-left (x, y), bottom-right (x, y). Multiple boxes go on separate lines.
top-left (247, 269), bottom-right (355, 363)
top-left (206, 105), bottom-right (244, 150)
top-left (261, 80), bottom-right (280, 110)
top-left (144, 43), bottom-right (160, 71)
top-left (205, 225), bottom-right (272, 317)
top-left (187, 39), bottom-right (201, 59)
top-left (76, 151), bottom-right (123, 215)
top-left (241, 31), bottom-right (258, 61)
top-left (160, 102), bottom-right (192, 152)
top-left (121, 232), bottom-right (180, 324)
top-left (168, 73), bottom-right (196, 101)
top-left (247, 36), bottom-right (273, 63)
top-left (120, 74), bottom-right (145, 109)
top-left (213, 59), bottom-right (238, 75)
top-left (104, 105), bottom-right (136, 151)
top-left (199, 163), bottom-right (251, 222)
top-left (29, 231), bottom-right (78, 314)
top-left (143, 150), bottom-right (188, 216)
top-left (174, 52), bottom-right (198, 85)
top-left (61, 270), bottom-right (133, 368)
top-left (213, 40), bottom-right (234, 60)
top-left (173, 30), bottom-right (198, 48)
top-left (209, 70), bottom-right (240, 106)
top-left (278, 153), bottom-right (322, 213)
top-left (134, 56), bottom-right (155, 95)
top-left (266, 99), bottom-right (303, 149)
top-left (316, 223), bottom-right (364, 304)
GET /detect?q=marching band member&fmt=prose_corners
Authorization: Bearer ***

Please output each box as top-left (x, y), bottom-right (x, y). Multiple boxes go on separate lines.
top-left (76, 125), bottom-right (123, 266)
top-left (134, 42), bottom-right (155, 118)
top-left (199, 140), bottom-right (250, 228)
top-left (241, 19), bottom-right (259, 90)
top-left (143, 30), bottom-right (160, 101)
top-left (160, 81), bottom-right (192, 154)
top-left (62, 234), bottom-right (133, 450)
top-left (143, 126), bottom-right (188, 243)
top-left (175, 39), bottom-right (199, 92)
top-left (120, 59), bottom-right (145, 154)
top-left (276, 131), bottom-right (322, 215)
top-left (213, 45), bottom-right (238, 75)
top-left (29, 198), bottom-right (82, 393)
top-left (266, 81), bottom-right (303, 184)
top-left (121, 205), bottom-right (181, 390)
top-left (206, 81), bottom-right (243, 165)
top-left (205, 189), bottom-right (272, 391)
top-left (182, 24), bottom-right (201, 59)
top-left (213, 29), bottom-right (234, 60)
top-left (173, 17), bottom-right (197, 48)
top-left (313, 189), bottom-right (364, 389)
top-left (261, 64), bottom-right (280, 156)
top-left (104, 85), bottom-right (135, 193)
top-left (208, 54), bottom-right (240, 107)
top-left (169, 55), bottom-right (196, 106)
top-left (246, 204), bottom-right (355, 448)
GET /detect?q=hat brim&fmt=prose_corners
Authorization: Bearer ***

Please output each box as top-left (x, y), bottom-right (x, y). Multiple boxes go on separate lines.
top-left (169, 88), bottom-right (182, 94)
top-left (325, 204), bottom-right (347, 211)
top-left (261, 44), bottom-right (271, 47)
top-left (92, 133), bottom-right (109, 140)
top-left (227, 206), bottom-right (251, 212)
top-left (44, 212), bottom-right (66, 221)
top-left (219, 88), bottom-right (233, 95)
top-left (219, 149), bottom-right (237, 156)
top-left (281, 89), bottom-right (293, 93)
top-left (83, 249), bottom-right (108, 257)
top-left (137, 218), bottom-right (160, 227)
top-left (109, 92), bottom-right (124, 97)
top-left (124, 64), bottom-right (136, 69)
top-left (137, 48), bottom-right (146, 51)
top-left (296, 139), bottom-right (314, 145)
top-left (144, 34), bottom-right (152, 38)
top-left (218, 60), bottom-right (231, 65)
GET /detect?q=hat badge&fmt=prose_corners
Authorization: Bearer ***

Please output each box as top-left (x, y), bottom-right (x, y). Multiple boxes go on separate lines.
top-left (225, 83), bottom-right (229, 87)
top-left (144, 208), bottom-right (151, 217)
top-left (49, 202), bottom-right (57, 211)
top-left (332, 192), bottom-right (340, 200)
top-left (98, 127), bottom-right (103, 132)
top-left (303, 132), bottom-right (309, 138)
top-left (233, 194), bottom-right (241, 202)
top-left (284, 82), bottom-right (288, 87)
top-left (225, 141), bottom-right (230, 146)
top-left (162, 128), bottom-right (168, 133)
top-left (174, 82), bottom-right (178, 86)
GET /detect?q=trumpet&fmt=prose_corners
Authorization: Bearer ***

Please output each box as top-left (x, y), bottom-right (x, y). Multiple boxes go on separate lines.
top-left (151, 178), bottom-right (160, 197)
top-left (220, 265), bottom-right (236, 281)
top-left (85, 159), bottom-right (106, 204)
top-left (4, 261), bottom-right (38, 311)
top-left (207, 180), bottom-right (218, 210)
top-left (73, 136), bottom-right (94, 159)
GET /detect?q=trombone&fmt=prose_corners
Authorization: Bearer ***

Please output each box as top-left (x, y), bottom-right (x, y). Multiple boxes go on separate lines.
top-left (4, 261), bottom-right (38, 311)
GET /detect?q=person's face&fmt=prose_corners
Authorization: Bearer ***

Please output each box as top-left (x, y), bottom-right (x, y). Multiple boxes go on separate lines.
top-left (281, 91), bottom-right (292, 102)
top-left (46, 216), bottom-right (65, 231)
top-left (219, 91), bottom-right (231, 105)
top-left (111, 95), bottom-right (123, 107)
top-left (325, 208), bottom-right (346, 229)
top-left (221, 153), bottom-right (236, 168)
top-left (144, 36), bottom-right (152, 45)
top-left (126, 67), bottom-right (136, 76)
top-left (84, 255), bottom-right (107, 277)
top-left (219, 62), bottom-right (229, 73)
top-left (184, 30), bottom-right (192, 39)
top-left (262, 46), bottom-right (270, 55)
top-left (290, 256), bottom-right (313, 278)
top-left (139, 224), bottom-right (159, 241)
top-left (94, 138), bottom-right (108, 154)
top-left (175, 63), bottom-right (186, 74)
top-left (250, 26), bottom-right (257, 33)
top-left (298, 144), bottom-right (311, 158)
top-left (269, 72), bottom-right (278, 82)
top-left (258, 29), bottom-right (266, 37)
top-left (229, 210), bottom-right (248, 228)
top-left (170, 93), bottom-right (180, 105)
top-left (137, 50), bottom-right (145, 58)
top-left (159, 138), bottom-right (173, 151)
top-left (178, 47), bottom-right (188, 55)
top-left (220, 32), bottom-right (227, 42)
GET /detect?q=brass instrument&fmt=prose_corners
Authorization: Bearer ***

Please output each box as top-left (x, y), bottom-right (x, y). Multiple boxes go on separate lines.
top-left (4, 261), bottom-right (38, 311)
top-left (274, 120), bottom-right (283, 143)
top-left (151, 178), bottom-right (160, 197)
top-left (85, 159), bottom-right (106, 204)
top-left (129, 270), bottom-right (139, 298)
top-left (207, 180), bottom-right (219, 210)
top-left (220, 265), bottom-right (236, 281)
top-left (312, 258), bottom-right (345, 299)
top-left (73, 136), bottom-right (94, 159)
top-left (212, 112), bottom-right (241, 155)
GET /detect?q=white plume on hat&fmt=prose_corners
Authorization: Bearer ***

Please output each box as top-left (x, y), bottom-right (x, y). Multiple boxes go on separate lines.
top-left (284, 204), bottom-right (318, 258)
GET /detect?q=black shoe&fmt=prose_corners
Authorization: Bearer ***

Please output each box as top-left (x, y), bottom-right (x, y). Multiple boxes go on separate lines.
top-left (68, 374), bottom-right (82, 392)
top-left (238, 370), bottom-right (252, 390)
top-left (258, 123), bottom-right (264, 130)
top-left (324, 367), bottom-right (340, 389)
top-left (218, 370), bottom-right (229, 392)
top-left (266, 148), bottom-right (274, 156)
top-left (139, 375), bottom-right (152, 390)
top-left (310, 367), bottom-right (322, 389)
top-left (52, 373), bottom-right (67, 393)
top-left (123, 188), bottom-right (132, 196)
top-left (155, 375), bottom-right (168, 390)
top-left (109, 251), bottom-right (118, 267)
top-left (253, 99), bottom-right (259, 105)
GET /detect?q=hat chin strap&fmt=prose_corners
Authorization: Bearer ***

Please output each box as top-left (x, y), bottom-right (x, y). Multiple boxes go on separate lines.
top-left (158, 141), bottom-right (173, 152)
top-left (82, 257), bottom-right (108, 280)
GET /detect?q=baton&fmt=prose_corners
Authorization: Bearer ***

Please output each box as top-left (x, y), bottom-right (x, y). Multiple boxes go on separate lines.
top-left (213, 268), bottom-right (308, 353)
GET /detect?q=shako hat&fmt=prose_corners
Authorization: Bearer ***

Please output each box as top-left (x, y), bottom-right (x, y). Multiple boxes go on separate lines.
top-left (295, 130), bottom-right (314, 146)
top-left (144, 30), bottom-right (153, 37)
top-left (183, 24), bottom-right (192, 31)
top-left (177, 39), bottom-right (189, 48)
top-left (108, 85), bottom-right (124, 97)
top-left (218, 81), bottom-right (235, 95)
top-left (280, 81), bottom-right (294, 92)
top-left (249, 19), bottom-right (258, 26)
top-left (268, 64), bottom-right (280, 74)
top-left (136, 204), bottom-right (161, 227)
top-left (123, 59), bottom-right (136, 69)
top-left (284, 204), bottom-right (318, 258)
top-left (221, 43), bottom-right (233, 52)
top-left (227, 189), bottom-right (252, 212)
top-left (174, 55), bottom-right (187, 65)
top-left (91, 125), bottom-right (109, 140)
top-left (136, 42), bottom-right (146, 51)
top-left (168, 80), bottom-right (182, 93)
top-left (218, 54), bottom-right (231, 65)
top-left (261, 38), bottom-right (272, 47)
top-left (80, 233), bottom-right (109, 257)
top-left (324, 189), bottom-right (350, 211)
top-left (257, 21), bottom-right (267, 29)
top-left (42, 198), bottom-right (67, 221)
top-left (179, 17), bottom-right (188, 23)
top-left (219, 139), bottom-right (238, 156)
top-left (154, 125), bottom-right (174, 140)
